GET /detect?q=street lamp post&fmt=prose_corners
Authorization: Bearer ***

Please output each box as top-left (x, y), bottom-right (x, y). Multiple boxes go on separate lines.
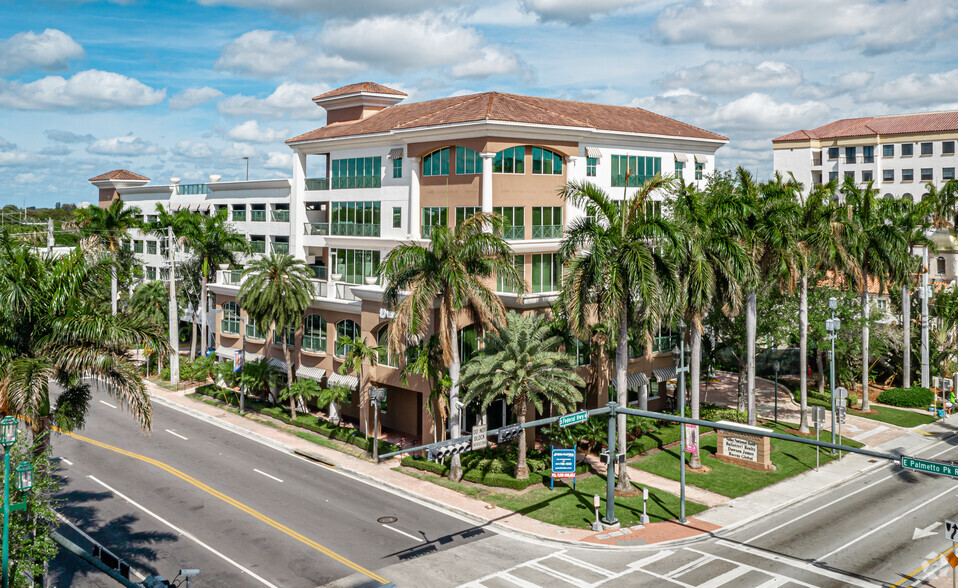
top-left (773, 360), bottom-right (781, 423)
top-left (826, 297), bottom-right (841, 454)
top-left (672, 321), bottom-right (689, 525)
top-left (1, 416), bottom-right (33, 588)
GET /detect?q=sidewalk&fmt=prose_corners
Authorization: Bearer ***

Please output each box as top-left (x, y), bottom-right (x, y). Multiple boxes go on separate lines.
top-left (142, 379), bottom-right (951, 549)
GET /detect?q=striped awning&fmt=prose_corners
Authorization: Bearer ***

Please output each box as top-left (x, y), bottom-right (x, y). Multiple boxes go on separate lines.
top-left (327, 372), bottom-right (358, 391)
top-left (652, 366), bottom-right (677, 382)
top-left (627, 371), bottom-right (650, 389)
top-left (585, 146), bottom-right (602, 158)
top-left (215, 345), bottom-right (239, 360)
top-left (296, 365), bottom-right (326, 382)
top-left (694, 154), bottom-right (708, 164)
top-left (388, 147), bottom-right (404, 159)
top-left (674, 152), bottom-right (688, 162)
top-left (268, 357), bottom-right (289, 372)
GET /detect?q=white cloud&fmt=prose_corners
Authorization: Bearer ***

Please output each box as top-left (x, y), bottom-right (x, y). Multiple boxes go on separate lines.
top-left (706, 93), bottom-right (831, 133)
top-left (870, 69), bottom-right (958, 107)
top-left (45, 129), bottom-right (95, 143)
top-left (228, 120), bottom-right (290, 143)
top-left (0, 137), bottom-right (15, 150)
top-left (450, 46), bottom-right (523, 79)
top-left (518, 0), bottom-right (646, 25)
top-left (195, 0), bottom-right (464, 15)
top-left (0, 150), bottom-right (30, 166)
top-left (172, 140), bottom-right (214, 160)
top-left (15, 172), bottom-right (39, 184)
top-left (220, 142), bottom-right (256, 160)
top-left (218, 82), bottom-right (328, 119)
top-left (87, 135), bottom-right (164, 156)
top-left (263, 151), bottom-right (292, 170)
top-left (659, 61), bottom-right (802, 95)
top-left (0, 29), bottom-right (84, 75)
top-left (215, 30), bottom-right (302, 77)
top-left (794, 71), bottom-right (874, 100)
top-left (169, 86), bottom-right (222, 110)
top-left (631, 89), bottom-right (717, 121)
top-left (39, 145), bottom-right (71, 156)
top-left (0, 70), bottom-right (165, 111)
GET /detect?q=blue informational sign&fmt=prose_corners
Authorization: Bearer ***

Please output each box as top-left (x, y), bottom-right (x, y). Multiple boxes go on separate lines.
top-left (551, 447), bottom-right (577, 490)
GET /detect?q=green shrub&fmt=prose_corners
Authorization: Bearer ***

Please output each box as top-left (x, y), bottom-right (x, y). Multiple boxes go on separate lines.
top-left (877, 386), bottom-right (935, 408)
top-left (794, 389), bottom-right (858, 409)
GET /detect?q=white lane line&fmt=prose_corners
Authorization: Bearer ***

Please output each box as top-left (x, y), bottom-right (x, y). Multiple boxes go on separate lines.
top-left (164, 429), bottom-right (188, 441)
top-left (817, 483), bottom-right (956, 561)
top-left (99, 400), bottom-right (117, 409)
top-left (253, 469), bottom-right (284, 483)
top-left (627, 550), bottom-right (674, 569)
top-left (59, 458), bottom-right (73, 466)
top-left (716, 541), bottom-right (875, 587)
top-left (697, 566), bottom-right (752, 588)
top-left (527, 561), bottom-right (590, 587)
top-left (55, 511), bottom-right (146, 581)
top-left (380, 524), bottom-right (424, 542)
top-left (86, 475), bottom-right (279, 588)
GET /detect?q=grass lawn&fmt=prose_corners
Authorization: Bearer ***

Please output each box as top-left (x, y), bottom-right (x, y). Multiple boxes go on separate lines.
top-left (851, 405), bottom-right (937, 428)
top-left (630, 421), bottom-right (863, 499)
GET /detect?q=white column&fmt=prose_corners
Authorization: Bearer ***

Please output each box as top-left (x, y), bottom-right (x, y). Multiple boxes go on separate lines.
top-left (290, 150), bottom-right (307, 259)
top-left (565, 155), bottom-right (585, 224)
top-left (480, 152), bottom-right (496, 215)
top-left (409, 157), bottom-right (421, 238)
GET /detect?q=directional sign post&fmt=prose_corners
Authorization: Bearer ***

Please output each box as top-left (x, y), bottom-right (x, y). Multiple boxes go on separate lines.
top-left (901, 456), bottom-right (958, 479)
top-left (559, 411), bottom-right (588, 428)
top-left (551, 447), bottom-right (576, 490)
top-left (947, 519), bottom-right (958, 587)
top-left (812, 406), bottom-right (825, 471)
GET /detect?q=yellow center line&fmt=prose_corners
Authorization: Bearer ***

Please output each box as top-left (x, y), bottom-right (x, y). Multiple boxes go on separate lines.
top-left (61, 429), bottom-right (389, 585)
top-left (890, 545), bottom-right (952, 587)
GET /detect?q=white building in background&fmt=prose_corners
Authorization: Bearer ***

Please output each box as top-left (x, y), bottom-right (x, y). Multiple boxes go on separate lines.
top-left (772, 111), bottom-right (958, 201)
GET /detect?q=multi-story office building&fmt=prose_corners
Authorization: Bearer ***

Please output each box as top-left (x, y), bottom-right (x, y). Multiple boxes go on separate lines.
top-left (772, 111), bottom-right (958, 201)
top-left (91, 82), bottom-right (728, 444)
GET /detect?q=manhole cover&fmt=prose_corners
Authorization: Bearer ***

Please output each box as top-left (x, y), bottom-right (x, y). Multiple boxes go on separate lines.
top-left (377, 516), bottom-right (398, 524)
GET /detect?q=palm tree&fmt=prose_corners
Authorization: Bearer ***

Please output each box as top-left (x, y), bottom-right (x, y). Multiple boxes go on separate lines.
top-left (337, 335), bottom-right (383, 437)
top-left (381, 212), bottom-right (523, 482)
top-left (670, 180), bottom-right (752, 464)
top-left (238, 253), bottom-right (312, 418)
top-left (891, 193), bottom-right (934, 388)
top-left (400, 335), bottom-right (451, 443)
top-left (182, 209), bottom-right (247, 357)
top-left (0, 235), bottom-right (167, 456)
top-left (842, 178), bottom-right (909, 410)
top-left (128, 280), bottom-right (170, 327)
top-left (558, 175), bottom-right (681, 492)
top-left (75, 198), bottom-right (142, 315)
top-left (461, 312), bottom-right (584, 478)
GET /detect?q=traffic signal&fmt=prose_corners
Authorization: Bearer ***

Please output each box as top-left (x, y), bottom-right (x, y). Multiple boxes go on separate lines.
top-left (427, 438), bottom-right (470, 461)
top-left (497, 423), bottom-right (523, 444)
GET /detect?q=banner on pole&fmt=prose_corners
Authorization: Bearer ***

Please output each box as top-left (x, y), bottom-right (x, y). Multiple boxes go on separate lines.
top-left (233, 350), bottom-right (243, 372)
top-left (685, 424), bottom-right (698, 454)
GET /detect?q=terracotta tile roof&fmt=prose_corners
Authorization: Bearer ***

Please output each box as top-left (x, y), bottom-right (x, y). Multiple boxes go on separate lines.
top-left (819, 271), bottom-right (888, 295)
top-left (289, 91), bottom-right (727, 143)
top-left (88, 169), bottom-right (150, 182)
top-left (312, 82), bottom-right (407, 101)
top-left (773, 111), bottom-right (958, 142)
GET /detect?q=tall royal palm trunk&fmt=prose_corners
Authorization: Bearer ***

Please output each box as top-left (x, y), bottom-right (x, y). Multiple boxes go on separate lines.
top-left (615, 309), bottom-right (631, 491)
top-left (746, 291), bottom-right (757, 425)
top-left (189, 315), bottom-right (197, 361)
top-left (902, 284), bottom-right (911, 388)
top-left (862, 283), bottom-right (871, 411)
top-left (515, 402), bottom-right (529, 479)
top-left (689, 321), bottom-right (703, 469)
top-left (283, 340), bottom-right (295, 420)
top-left (200, 273), bottom-right (209, 356)
top-left (111, 269), bottom-right (118, 316)
top-left (448, 319), bottom-right (463, 482)
top-left (799, 276), bottom-right (809, 433)
top-left (817, 350), bottom-right (826, 394)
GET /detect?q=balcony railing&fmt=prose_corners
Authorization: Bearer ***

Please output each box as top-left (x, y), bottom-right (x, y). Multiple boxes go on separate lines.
top-left (330, 222), bottom-right (381, 237)
top-left (310, 265), bottom-right (327, 280)
top-left (250, 210), bottom-right (266, 222)
top-left (232, 211), bottom-right (246, 222)
top-left (811, 156), bottom-right (822, 166)
top-left (249, 241), bottom-right (266, 254)
top-left (305, 178), bottom-right (329, 191)
top-left (331, 176), bottom-right (381, 190)
top-left (271, 210), bottom-right (290, 222)
top-left (305, 222), bottom-right (329, 236)
top-left (863, 156), bottom-right (875, 164)
top-left (503, 225), bottom-right (525, 240)
top-left (532, 225), bottom-right (563, 239)
top-left (311, 279), bottom-right (327, 298)
top-left (220, 269), bottom-right (243, 285)
top-left (177, 183), bottom-right (210, 195)
top-left (271, 242), bottom-right (289, 254)
top-left (336, 283), bottom-right (358, 301)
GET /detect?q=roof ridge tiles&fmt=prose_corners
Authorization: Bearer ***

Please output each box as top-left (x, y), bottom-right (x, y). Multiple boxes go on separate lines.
top-left (391, 93), bottom-right (490, 129)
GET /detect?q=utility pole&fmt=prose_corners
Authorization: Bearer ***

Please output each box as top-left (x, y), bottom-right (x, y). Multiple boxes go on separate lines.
top-left (921, 246), bottom-right (930, 389)
top-left (243, 156), bottom-right (249, 181)
top-left (168, 227), bottom-right (180, 386)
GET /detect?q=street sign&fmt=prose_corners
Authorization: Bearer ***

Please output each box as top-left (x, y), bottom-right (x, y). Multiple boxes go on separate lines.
top-left (835, 386), bottom-right (848, 400)
top-left (471, 424), bottom-right (488, 451)
top-left (836, 407), bottom-right (846, 424)
top-left (559, 411), bottom-right (588, 428)
top-left (812, 406), bottom-right (825, 428)
top-left (901, 456), bottom-right (958, 480)
top-left (946, 520), bottom-right (958, 542)
top-left (551, 447), bottom-right (576, 489)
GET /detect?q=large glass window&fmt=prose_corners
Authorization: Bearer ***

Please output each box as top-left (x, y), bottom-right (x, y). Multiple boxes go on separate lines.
top-left (845, 146), bottom-right (856, 163)
top-left (133, 240), bottom-right (143, 253)
top-left (531, 253), bottom-right (560, 293)
top-left (531, 147), bottom-right (563, 175)
top-left (494, 206), bottom-right (525, 240)
top-left (611, 155), bottom-right (662, 187)
top-left (455, 206), bottom-right (481, 225)
top-left (901, 143), bottom-right (914, 156)
top-left (921, 142), bottom-right (934, 156)
top-left (222, 302), bottom-right (240, 335)
top-left (377, 326), bottom-right (397, 367)
top-left (944, 141), bottom-right (956, 155)
top-left (330, 248), bottom-right (381, 285)
top-left (921, 168), bottom-right (933, 182)
top-left (331, 156), bottom-right (382, 188)
top-left (303, 315), bottom-right (327, 352)
top-left (944, 168), bottom-right (955, 180)
top-left (273, 326), bottom-right (295, 347)
top-left (902, 169), bottom-right (914, 182)
top-left (422, 148), bottom-right (450, 177)
top-left (497, 254), bottom-right (524, 293)
top-left (456, 147), bottom-right (481, 175)
top-left (330, 201), bottom-right (381, 236)
top-left (883, 169), bottom-right (894, 182)
top-left (532, 206), bottom-right (562, 239)
top-left (422, 206), bottom-right (447, 238)
top-left (335, 320), bottom-right (359, 357)
top-left (883, 144), bottom-right (894, 157)
top-left (146, 241), bottom-right (157, 255)
top-left (863, 145), bottom-right (875, 163)
top-left (246, 318), bottom-right (264, 340)
top-left (493, 147), bottom-right (525, 174)
top-left (587, 157), bottom-right (597, 177)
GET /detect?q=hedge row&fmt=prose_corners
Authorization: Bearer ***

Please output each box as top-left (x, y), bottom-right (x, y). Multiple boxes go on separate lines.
top-left (877, 386), bottom-right (935, 408)
top-left (400, 455), bottom-right (589, 491)
top-left (792, 388), bottom-right (858, 409)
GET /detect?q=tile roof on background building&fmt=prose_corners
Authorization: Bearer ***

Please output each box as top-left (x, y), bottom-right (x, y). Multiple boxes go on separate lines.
top-left (289, 90), bottom-right (727, 143)
top-left (773, 111), bottom-right (958, 142)
top-left (88, 169), bottom-right (150, 182)
top-left (312, 82), bottom-right (407, 101)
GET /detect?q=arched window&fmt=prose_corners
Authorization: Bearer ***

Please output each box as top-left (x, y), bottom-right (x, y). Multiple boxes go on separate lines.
top-left (303, 314), bottom-right (327, 353)
top-left (222, 302), bottom-right (240, 335)
top-left (493, 147), bottom-right (524, 174)
top-left (456, 147), bottom-right (481, 175)
top-left (531, 147), bottom-right (563, 175)
top-left (335, 319), bottom-right (359, 357)
top-left (883, 193), bottom-right (894, 199)
top-left (422, 148), bottom-right (450, 177)
top-left (377, 326), bottom-right (397, 367)
top-left (903, 193), bottom-right (914, 201)
top-left (938, 256), bottom-right (947, 275)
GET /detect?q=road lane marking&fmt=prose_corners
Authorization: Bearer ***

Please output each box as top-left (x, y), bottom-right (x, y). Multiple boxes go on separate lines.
top-left (61, 429), bottom-right (390, 585)
top-left (254, 469), bottom-right (284, 483)
top-left (55, 511), bottom-right (146, 581)
top-left (59, 458), bottom-right (73, 466)
top-left (890, 544), bottom-right (953, 587)
top-left (164, 429), bottom-right (188, 441)
top-left (380, 524), bottom-right (423, 542)
top-left (714, 542), bottom-right (875, 587)
top-left (87, 475), bottom-right (278, 588)
top-left (99, 400), bottom-right (117, 409)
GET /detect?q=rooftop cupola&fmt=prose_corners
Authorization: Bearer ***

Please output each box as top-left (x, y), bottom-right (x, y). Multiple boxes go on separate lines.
top-left (312, 82), bottom-right (406, 124)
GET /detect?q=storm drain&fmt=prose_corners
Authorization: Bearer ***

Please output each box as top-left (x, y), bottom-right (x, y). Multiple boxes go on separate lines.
top-left (378, 516), bottom-right (398, 524)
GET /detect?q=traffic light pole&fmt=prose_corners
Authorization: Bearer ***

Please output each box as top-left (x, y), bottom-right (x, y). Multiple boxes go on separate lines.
top-left (602, 402), bottom-right (617, 527)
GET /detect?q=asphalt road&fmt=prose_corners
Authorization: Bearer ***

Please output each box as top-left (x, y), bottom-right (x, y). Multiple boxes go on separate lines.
top-left (48, 385), bottom-right (492, 587)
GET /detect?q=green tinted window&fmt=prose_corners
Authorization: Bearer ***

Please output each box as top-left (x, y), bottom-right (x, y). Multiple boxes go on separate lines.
top-left (586, 157), bottom-right (597, 177)
top-left (493, 147), bottom-right (524, 174)
top-left (497, 254), bottom-right (524, 293)
top-left (531, 147), bottom-right (563, 175)
top-left (531, 253), bottom-right (560, 293)
top-left (303, 314), bottom-right (326, 352)
top-left (456, 147), bottom-right (481, 175)
top-left (331, 156), bottom-right (382, 188)
top-left (392, 157), bottom-right (402, 178)
top-left (455, 206), bottom-right (481, 225)
top-left (335, 320), bottom-right (359, 357)
top-left (422, 148), bottom-right (450, 177)
top-left (422, 207), bottom-right (447, 237)
top-left (610, 155), bottom-right (662, 187)
top-left (331, 248), bottom-right (381, 285)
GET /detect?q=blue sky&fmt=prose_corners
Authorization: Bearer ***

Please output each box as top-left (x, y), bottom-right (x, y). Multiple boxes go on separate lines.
top-left (2, 0), bottom-right (957, 207)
